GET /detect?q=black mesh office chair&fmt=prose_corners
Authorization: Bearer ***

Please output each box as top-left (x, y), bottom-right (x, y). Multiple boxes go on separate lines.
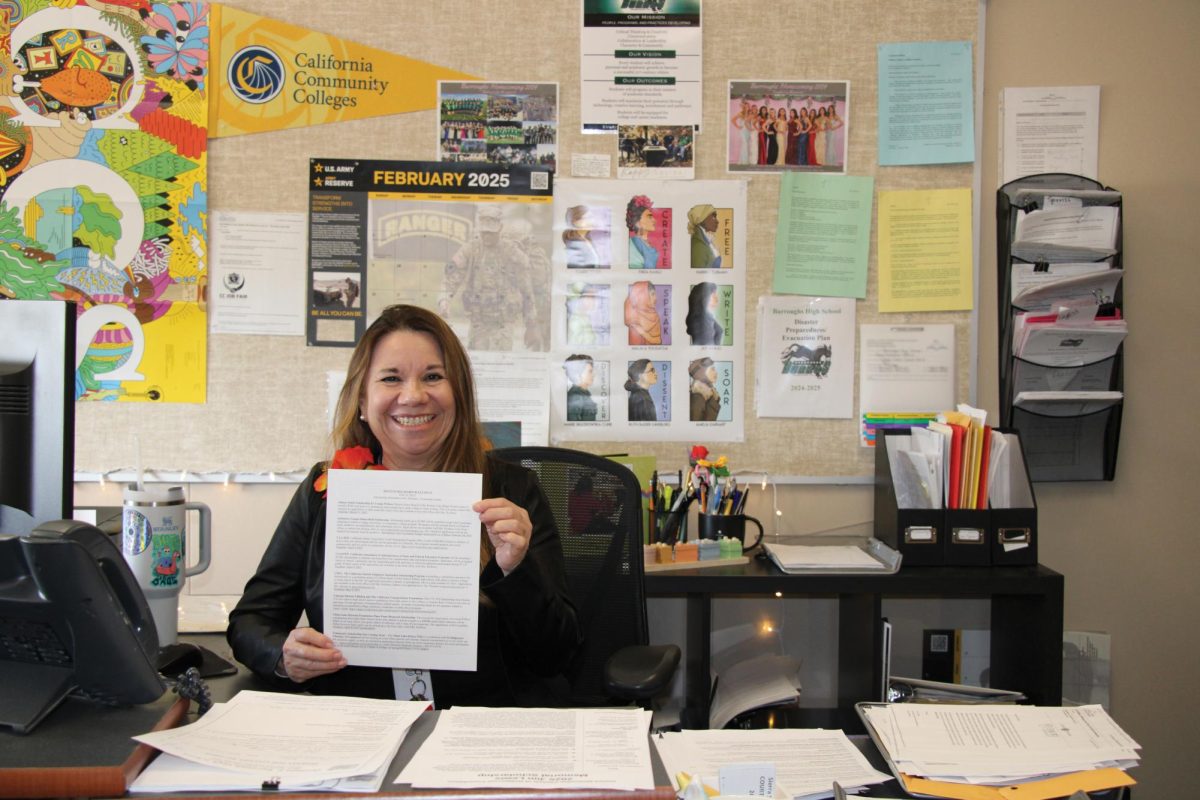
top-left (491, 446), bottom-right (679, 705)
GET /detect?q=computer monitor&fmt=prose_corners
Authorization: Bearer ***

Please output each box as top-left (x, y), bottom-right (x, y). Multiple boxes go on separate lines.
top-left (0, 299), bottom-right (75, 536)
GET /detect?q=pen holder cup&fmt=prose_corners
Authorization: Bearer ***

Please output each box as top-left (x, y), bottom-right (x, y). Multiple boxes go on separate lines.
top-left (697, 513), bottom-right (763, 553)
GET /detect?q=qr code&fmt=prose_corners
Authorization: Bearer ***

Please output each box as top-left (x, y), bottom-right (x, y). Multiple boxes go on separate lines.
top-left (530, 171), bottom-right (548, 190)
top-left (930, 634), bottom-right (950, 653)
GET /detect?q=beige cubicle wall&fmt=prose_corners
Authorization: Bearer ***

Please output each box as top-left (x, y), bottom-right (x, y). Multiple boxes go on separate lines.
top-left (73, 1), bottom-right (1200, 796)
top-left (73, 0), bottom-right (980, 481)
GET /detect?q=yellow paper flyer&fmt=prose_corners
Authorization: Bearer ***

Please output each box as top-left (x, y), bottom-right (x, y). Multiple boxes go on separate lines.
top-left (877, 187), bottom-right (973, 313)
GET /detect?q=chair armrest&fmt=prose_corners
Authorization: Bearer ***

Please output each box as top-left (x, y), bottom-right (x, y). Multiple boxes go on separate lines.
top-left (604, 644), bottom-right (681, 700)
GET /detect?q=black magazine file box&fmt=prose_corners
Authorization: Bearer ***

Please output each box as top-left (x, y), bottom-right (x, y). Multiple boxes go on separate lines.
top-left (874, 430), bottom-right (943, 566)
top-left (945, 506), bottom-right (991, 566)
top-left (989, 429), bottom-right (1038, 566)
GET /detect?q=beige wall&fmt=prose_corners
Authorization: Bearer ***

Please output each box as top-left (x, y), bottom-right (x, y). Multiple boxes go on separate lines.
top-left (979, 2), bottom-right (1200, 796)
top-left (76, 1), bottom-right (1200, 795)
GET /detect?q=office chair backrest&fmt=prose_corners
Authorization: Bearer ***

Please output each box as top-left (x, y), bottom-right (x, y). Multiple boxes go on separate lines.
top-left (491, 446), bottom-right (647, 701)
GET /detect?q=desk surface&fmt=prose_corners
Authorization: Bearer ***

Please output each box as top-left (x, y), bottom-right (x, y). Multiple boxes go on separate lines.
top-left (0, 636), bottom-right (682, 800)
top-left (0, 634), bottom-right (1125, 800)
top-left (644, 551), bottom-right (1063, 595)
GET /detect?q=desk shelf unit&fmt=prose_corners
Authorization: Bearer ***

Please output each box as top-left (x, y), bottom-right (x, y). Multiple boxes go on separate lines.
top-left (645, 559), bottom-right (1063, 731)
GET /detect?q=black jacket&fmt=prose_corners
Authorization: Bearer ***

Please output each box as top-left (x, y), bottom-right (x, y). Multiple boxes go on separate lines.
top-left (626, 383), bottom-right (656, 421)
top-left (226, 456), bottom-right (581, 707)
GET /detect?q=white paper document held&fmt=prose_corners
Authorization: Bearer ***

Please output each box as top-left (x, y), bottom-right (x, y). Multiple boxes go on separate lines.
top-left (396, 706), bottom-right (655, 790)
top-left (133, 691), bottom-right (427, 782)
top-left (325, 468), bottom-right (483, 670)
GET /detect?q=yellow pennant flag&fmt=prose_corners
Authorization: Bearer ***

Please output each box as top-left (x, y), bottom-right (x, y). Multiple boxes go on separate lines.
top-left (208, 5), bottom-right (479, 137)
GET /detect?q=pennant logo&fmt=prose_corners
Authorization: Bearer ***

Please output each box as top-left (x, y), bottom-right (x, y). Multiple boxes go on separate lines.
top-left (228, 44), bottom-right (286, 104)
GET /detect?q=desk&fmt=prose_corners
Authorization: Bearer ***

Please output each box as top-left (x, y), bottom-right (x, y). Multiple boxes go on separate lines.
top-left (644, 555), bottom-right (1064, 730)
top-left (0, 635), bottom-right (677, 800)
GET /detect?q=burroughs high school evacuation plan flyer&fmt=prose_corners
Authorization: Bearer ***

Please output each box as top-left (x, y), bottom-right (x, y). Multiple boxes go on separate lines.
top-left (580, 0), bottom-right (703, 133)
top-left (755, 295), bottom-right (855, 419)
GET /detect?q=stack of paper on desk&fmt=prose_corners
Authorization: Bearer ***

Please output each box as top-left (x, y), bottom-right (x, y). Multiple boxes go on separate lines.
top-left (130, 691), bottom-right (428, 793)
top-left (859, 703), bottom-right (1139, 794)
top-left (708, 654), bottom-right (802, 730)
top-left (653, 728), bottom-right (892, 800)
top-left (396, 706), bottom-right (655, 790)
top-left (764, 542), bottom-right (887, 571)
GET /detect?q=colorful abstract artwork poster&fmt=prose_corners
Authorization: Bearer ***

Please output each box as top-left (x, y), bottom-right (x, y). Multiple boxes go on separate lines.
top-left (0, 0), bottom-right (208, 403)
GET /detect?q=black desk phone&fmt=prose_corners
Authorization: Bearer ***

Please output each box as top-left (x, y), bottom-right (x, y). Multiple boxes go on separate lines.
top-left (0, 520), bottom-right (166, 734)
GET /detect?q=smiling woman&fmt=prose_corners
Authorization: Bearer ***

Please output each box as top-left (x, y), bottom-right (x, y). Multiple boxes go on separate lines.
top-left (227, 304), bottom-right (581, 708)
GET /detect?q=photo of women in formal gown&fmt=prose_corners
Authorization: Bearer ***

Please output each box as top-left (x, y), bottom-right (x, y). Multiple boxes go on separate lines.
top-left (624, 280), bottom-right (663, 345)
top-left (686, 281), bottom-right (726, 346)
top-left (561, 205), bottom-right (611, 269)
top-left (625, 195), bottom-right (671, 269)
top-left (727, 80), bottom-right (849, 174)
top-left (625, 358), bottom-right (662, 422)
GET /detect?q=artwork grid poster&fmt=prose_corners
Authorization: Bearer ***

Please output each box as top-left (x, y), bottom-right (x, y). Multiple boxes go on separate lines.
top-left (0, 1), bottom-right (210, 402)
top-left (549, 178), bottom-right (748, 443)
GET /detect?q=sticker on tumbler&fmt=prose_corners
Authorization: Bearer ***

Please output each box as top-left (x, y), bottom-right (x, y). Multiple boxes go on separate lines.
top-left (123, 509), bottom-right (152, 556)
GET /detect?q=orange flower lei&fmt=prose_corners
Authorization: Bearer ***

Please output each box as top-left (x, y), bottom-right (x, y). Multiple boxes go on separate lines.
top-left (313, 446), bottom-right (386, 495)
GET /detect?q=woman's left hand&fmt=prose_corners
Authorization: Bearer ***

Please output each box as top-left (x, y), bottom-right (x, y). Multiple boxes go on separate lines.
top-left (474, 497), bottom-right (532, 575)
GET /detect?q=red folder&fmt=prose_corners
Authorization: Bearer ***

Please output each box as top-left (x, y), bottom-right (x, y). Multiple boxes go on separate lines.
top-left (947, 424), bottom-right (965, 509)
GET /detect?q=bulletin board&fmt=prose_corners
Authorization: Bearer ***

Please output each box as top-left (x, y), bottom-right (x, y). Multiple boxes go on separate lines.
top-left (74, 0), bottom-right (981, 482)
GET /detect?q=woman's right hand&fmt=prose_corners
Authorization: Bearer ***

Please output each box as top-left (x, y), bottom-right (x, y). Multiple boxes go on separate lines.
top-left (278, 627), bottom-right (347, 683)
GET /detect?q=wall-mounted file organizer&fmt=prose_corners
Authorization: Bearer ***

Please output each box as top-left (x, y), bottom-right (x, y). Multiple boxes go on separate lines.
top-left (997, 173), bottom-right (1124, 482)
top-left (874, 429), bottom-right (1038, 567)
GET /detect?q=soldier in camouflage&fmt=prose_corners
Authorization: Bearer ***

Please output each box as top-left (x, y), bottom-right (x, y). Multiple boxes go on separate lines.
top-left (443, 205), bottom-right (538, 351)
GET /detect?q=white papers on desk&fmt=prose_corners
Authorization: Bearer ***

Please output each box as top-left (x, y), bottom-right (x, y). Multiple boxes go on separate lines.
top-left (708, 654), bottom-right (802, 730)
top-left (763, 543), bottom-right (887, 571)
top-left (1011, 205), bottom-right (1119, 262)
top-left (861, 703), bottom-right (1139, 784)
top-left (131, 750), bottom-right (396, 794)
top-left (133, 692), bottom-right (427, 785)
top-left (325, 468), bottom-right (482, 670)
top-left (397, 706), bottom-right (654, 790)
top-left (654, 728), bottom-right (891, 800)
